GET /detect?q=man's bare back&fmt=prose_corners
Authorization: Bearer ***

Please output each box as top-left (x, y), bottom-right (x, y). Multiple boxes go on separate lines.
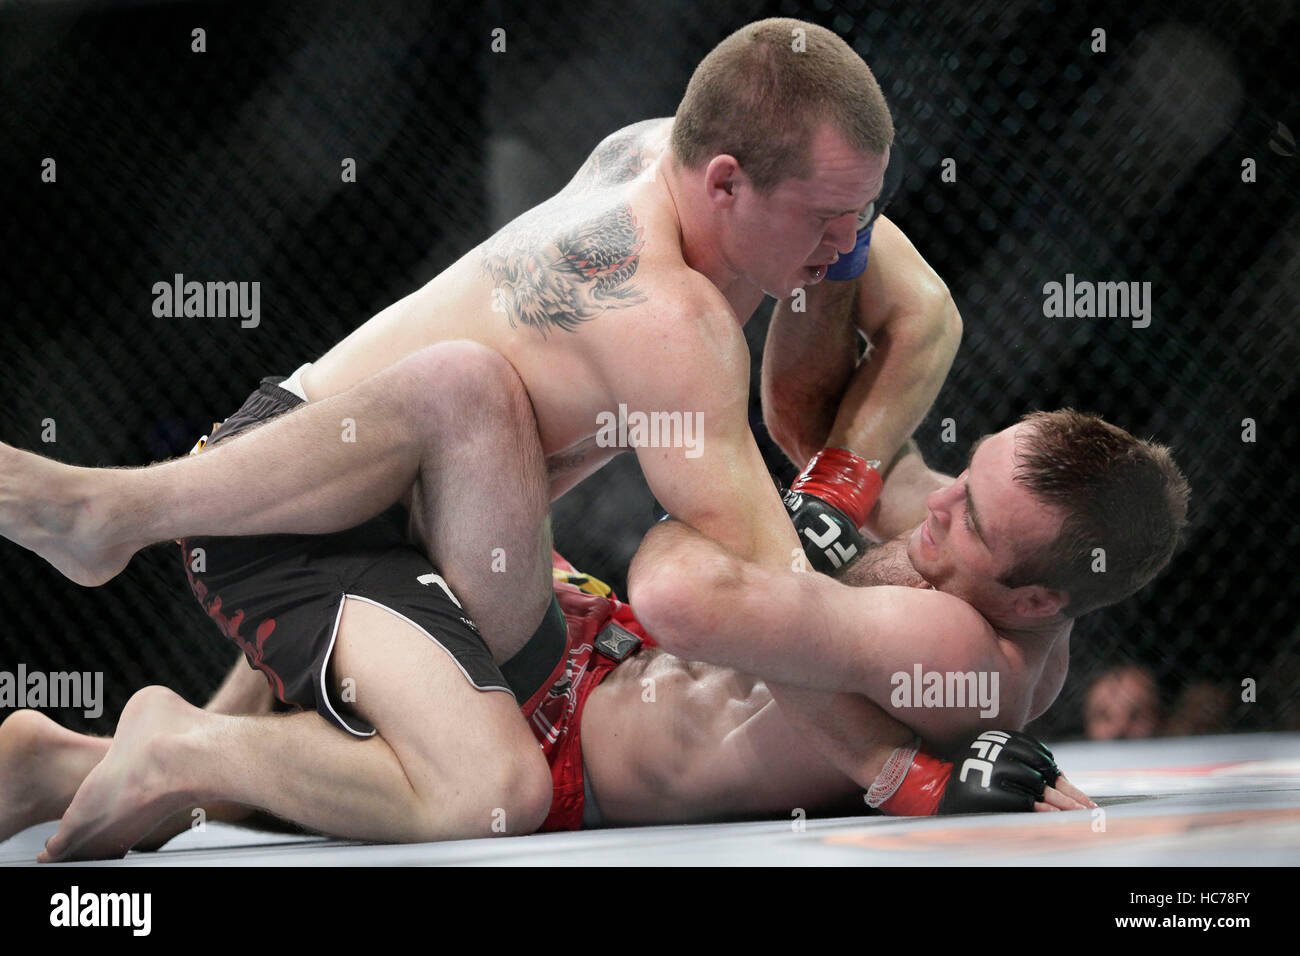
top-left (580, 534), bottom-right (1070, 825)
top-left (301, 118), bottom-right (745, 499)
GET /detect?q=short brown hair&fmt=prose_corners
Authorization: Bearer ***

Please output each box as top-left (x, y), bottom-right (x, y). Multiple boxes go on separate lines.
top-left (1001, 409), bottom-right (1190, 617)
top-left (670, 18), bottom-right (894, 192)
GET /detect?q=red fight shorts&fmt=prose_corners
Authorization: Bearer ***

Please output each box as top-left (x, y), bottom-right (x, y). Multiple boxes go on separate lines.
top-left (522, 553), bottom-right (656, 832)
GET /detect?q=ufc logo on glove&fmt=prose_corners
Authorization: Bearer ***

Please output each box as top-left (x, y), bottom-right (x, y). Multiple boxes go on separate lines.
top-left (956, 730), bottom-right (1013, 789)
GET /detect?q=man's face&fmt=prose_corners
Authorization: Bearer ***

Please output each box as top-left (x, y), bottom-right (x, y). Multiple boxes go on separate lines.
top-left (1085, 669), bottom-right (1161, 740)
top-left (723, 125), bottom-right (885, 298)
top-left (907, 423), bottom-right (1065, 616)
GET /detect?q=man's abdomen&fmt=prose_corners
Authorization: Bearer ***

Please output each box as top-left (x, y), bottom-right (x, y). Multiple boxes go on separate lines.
top-left (585, 652), bottom-right (861, 824)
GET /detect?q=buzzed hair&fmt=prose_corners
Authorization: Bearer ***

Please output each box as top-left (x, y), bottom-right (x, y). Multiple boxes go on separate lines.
top-left (671, 18), bottom-right (894, 192)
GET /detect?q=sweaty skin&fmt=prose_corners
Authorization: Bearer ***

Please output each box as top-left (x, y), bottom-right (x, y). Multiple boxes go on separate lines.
top-left (598, 531), bottom-right (1072, 825)
top-left (0, 117), bottom-right (1011, 857)
top-left (583, 534), bottom-right (922, 824)
top-left (626, 421), bottom-right (1078, 786)
top-left (587, 431), bottom-right (1077, 824)
top-left (0, 117), bottom-right (808, 655)
top-left (305, 119), bottom-right (751, 500)
top-left (0, 532), bottom-right (1089, 857)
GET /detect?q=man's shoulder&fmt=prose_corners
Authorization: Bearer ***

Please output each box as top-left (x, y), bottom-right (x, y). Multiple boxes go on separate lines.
top-left (601, 116), bottom-right (674, 144)
top-left (596, 280), bottom-right (749, 409)
top-left (621, 270), bottom-right (745, 363)
top-left (572, 118), bottom-right (674, 191)
top-left (860, 584), bottom-right (1043, 726)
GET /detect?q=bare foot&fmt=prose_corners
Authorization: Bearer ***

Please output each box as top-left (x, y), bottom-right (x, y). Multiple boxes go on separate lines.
top-left (133, 807), bottom-right (202, 853)
top-left (0, 709), bottom-right (109, 843)
top-left (0, 441), bottom-right (141, 586)
top-left (39, 686), bottom-right (205, 862)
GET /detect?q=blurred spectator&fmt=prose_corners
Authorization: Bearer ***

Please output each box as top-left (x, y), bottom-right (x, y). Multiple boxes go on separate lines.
top-left (1163, 680), bottom-right (1234, 736)
top-left (1084, 665), bottom-right (1162, 740)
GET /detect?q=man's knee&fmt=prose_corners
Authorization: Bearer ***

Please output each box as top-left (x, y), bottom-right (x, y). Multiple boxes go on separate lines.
top-left (401, 341), bottom-right (533, 436)
top-left (409, 736), bottom-right (551, 838)
top-left (482, 745), bottom-right (552, 836)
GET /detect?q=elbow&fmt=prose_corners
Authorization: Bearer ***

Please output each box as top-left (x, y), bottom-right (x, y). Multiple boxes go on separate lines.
top-left (889, 295), bottom-right (962, 395)
top-left (629, 549), bottom-right (746, 661)
top-left (930, 295), bottom-right (963, 358)
top-left (897, 292), bottom-right (962, 356)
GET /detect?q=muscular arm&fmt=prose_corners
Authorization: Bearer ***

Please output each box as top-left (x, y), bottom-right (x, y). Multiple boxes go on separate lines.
top-left (629, 518), bottom-right (1029, 743)
top-left (613, 300), bottom-right (799, 570)
top-left (861, 439), bottom-right (955, 542)
top-left (763, 216), bottom-right (961, 539)
top-left (766, 683), bottom-right (915, 791)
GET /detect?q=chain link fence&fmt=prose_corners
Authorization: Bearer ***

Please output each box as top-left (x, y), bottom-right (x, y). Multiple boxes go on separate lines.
top-left (1, 0), bottom-right (1296, 742)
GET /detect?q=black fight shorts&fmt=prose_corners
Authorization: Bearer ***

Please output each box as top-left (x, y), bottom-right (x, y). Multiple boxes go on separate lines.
top-left (180, 375), bottom-right (565, 737)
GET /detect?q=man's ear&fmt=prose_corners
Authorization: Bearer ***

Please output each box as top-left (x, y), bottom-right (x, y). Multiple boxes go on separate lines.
top-left (704, 154), bottom-right (740, 204)
top-left (1012, 584), bottom-right (1069, 619)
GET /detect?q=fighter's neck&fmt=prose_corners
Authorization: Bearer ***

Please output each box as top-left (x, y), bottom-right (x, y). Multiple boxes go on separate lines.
top-left (658, 161), bottom-right (765, 323)
top-left (841, 535), bottom-right (932, 590)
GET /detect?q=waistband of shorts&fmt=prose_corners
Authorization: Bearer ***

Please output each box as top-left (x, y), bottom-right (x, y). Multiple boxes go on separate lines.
top-left (196, 370), bottom-right (308, 453)
top-left (236, 374), bottom-right (307, 419)
top-left (250, 362), bottom-right (311, 409)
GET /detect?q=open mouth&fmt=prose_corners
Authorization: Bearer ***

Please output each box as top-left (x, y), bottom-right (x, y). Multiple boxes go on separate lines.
top-left (803, 253), bottom-right (838, 283)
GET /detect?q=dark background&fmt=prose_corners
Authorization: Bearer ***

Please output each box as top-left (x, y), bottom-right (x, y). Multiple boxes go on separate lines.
top-left (1, 0), bottom-right (1297, 741)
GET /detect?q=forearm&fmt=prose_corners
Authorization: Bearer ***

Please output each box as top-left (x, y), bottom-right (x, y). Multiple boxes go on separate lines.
top-left (629, 520), bottom-right (847, 687)
top-left (767, 682), bottom-right (914, 792)
top-left (825, 297), bottom-right (961, 473)
top-left (764, 386), bottom-right (842, 470)
top-left (761, 282), bottom-right (860, 469)
top-left (631, 520), bottom-right (906, 700)
top-left (636, 422), bottom-right (800, 571)
top-left (771, 685), bottom-right (1084, 817)
top-left (863, 439), bottom-right (954, 541)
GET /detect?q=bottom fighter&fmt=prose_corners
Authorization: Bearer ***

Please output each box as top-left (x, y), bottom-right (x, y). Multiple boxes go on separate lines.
top-left (0, 406), bottom-right (1188, 858)
top-left (1, 553), bottom-right (1085, 858)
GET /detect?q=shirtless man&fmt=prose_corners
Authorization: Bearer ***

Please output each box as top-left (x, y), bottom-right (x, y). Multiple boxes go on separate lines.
top-left (5, 408), bottom-right (1185, 855)
top-left (2, 19), bottom-right (970, 853)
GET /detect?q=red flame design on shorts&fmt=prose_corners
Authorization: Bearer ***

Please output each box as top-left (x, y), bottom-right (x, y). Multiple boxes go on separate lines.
top-left (180, 540), bottom-right (288, 702)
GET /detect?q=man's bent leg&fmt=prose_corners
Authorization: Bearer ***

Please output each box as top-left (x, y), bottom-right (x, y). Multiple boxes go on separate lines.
top-left (133, 659), bottom-right (289, 849)
top-left (0, 341), bottom-right (553, 652)
top-left (41, 598), bottom-right (552, 861)
top-left (402, 343), bottom-right (553, 659)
